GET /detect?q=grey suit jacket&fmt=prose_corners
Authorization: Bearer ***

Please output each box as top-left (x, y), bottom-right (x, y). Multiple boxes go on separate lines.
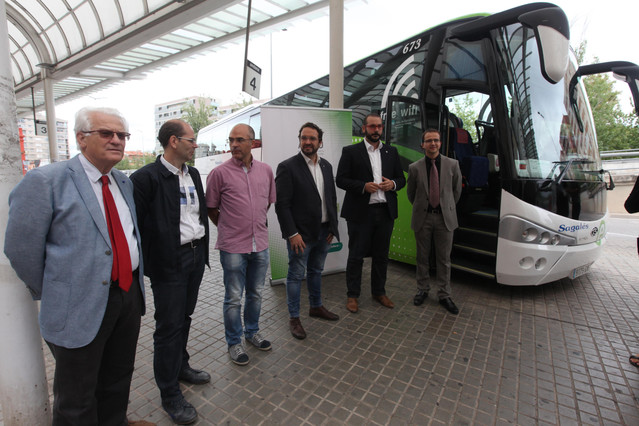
top-left (406, 155), bottom-right (462, 232)
top-left (4, 155), bottom-right (145, 348)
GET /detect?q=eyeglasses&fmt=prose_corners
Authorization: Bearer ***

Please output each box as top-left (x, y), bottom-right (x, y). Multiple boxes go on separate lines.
top-left (365, 124), bottom-right (383, 129)
top-left (83, 129), bottom-right (131, 141)
top-left (227, 137), bottom-right (253, 144)
top-left (423, 138), bottom-right (441, 143)
top-left (299, 136), bottom-right (319, 142)
top-left (177, 136), bottom-right (197, 144)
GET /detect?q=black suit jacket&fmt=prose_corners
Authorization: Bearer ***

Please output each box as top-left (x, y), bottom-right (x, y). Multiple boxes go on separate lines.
top-left (130, 156), bottom-right (210, 281)
top-left (336, 141), bottom-right (406, 222)
top-left (275, 152), bottom-right (340, 242)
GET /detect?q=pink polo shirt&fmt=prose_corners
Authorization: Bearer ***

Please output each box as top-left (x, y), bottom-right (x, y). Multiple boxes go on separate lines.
top-left (206, 156), bottom-right (276, 253)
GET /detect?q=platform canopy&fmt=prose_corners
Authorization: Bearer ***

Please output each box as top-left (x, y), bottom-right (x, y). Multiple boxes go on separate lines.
top-left (6, 0), bottom-right (351, 115)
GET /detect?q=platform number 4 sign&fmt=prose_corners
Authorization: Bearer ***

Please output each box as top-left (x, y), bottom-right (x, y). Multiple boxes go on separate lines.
top-left (243, 60), bottom-right (261, 98)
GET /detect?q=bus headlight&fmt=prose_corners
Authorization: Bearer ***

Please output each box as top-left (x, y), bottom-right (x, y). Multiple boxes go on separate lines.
top-left (522, 228), bottom-right (538, 242)
top-left (500, 216), bottom-right (576, 246)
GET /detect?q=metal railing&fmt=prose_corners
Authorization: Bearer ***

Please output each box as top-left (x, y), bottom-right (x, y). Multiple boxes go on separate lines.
top-left (600, 149), bottom-right (639, 158)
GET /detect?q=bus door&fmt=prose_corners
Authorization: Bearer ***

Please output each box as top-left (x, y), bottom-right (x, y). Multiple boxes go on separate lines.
top-left (442, 89), bottom-right (500, 212)
top-left (386, 96), bottom-right (438, 172)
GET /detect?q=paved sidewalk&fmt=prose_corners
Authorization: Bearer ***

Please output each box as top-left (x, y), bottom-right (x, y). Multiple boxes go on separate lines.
top-left (3, 222), bottom-right (639, 425)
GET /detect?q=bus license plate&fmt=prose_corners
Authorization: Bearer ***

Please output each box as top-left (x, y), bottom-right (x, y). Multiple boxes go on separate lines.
top-left (571, 263), bottom-right (591, 279)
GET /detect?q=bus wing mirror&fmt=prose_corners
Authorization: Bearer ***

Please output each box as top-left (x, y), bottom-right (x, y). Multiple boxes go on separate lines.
top-left (612, 65), bottom-right (639, 116)
top-left (518, 7), bottom-right (570, 84)
top-left (570, 62), bottom-right (639, 117)
top-left (602, 169), bottom-right (615, 191)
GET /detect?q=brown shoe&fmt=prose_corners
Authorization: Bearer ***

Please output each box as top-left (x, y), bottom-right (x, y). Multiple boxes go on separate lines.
top-left (346, 297), bottom-right (358, 313)
top-left (289, 317), bottom-right (306, 339)
top-left (309, 305), bottom-right (339, 321)
top-left (373, 294), bottom-right (394, 309)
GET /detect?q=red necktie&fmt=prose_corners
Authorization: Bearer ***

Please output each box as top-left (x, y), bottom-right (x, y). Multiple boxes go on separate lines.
top-left (430, 158), bottom-right (440, 208)
top-left (101, 175), bottom-right (132, 292)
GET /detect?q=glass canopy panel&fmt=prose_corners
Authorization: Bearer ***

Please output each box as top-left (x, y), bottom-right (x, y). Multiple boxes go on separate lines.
top-left (185, 23), bottom-right (226, 39)
top-left (202, 18), bottom-right (240, 33)
top-left (121, 1), bottom-right (146, 25)
top-left (45, 25), bottom-right (66, 63)
top-left (252, 0), bottom-right (288, 16)
top-left (58, 15), bottom-right (83, 53)
top-left (214, 11), bottom-right (247, 27)
top-left (76, 3), bottom-right (102, 46)
top-left (20, 0), bottom-right (54, 28)
top-left (94, 1), bottom-right (122, 36)
top-left (45, 0), bottom-right (69, 18)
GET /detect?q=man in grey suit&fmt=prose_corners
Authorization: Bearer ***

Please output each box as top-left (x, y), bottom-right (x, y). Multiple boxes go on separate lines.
top-left (275, 122), bottom-right (340, 340)
top-left (407, 128), bottom-right (462, 314)
top-left (4, 107), bottom-right (146, 425)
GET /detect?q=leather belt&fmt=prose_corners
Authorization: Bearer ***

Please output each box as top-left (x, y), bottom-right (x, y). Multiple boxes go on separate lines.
top-left (181, 237), bottom-right (205, 249)
top-left (427, 206), bottom-right (441, 214)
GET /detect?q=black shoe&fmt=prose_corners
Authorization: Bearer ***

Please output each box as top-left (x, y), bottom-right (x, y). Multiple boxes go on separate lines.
top-left (162, 397), bottom-right (197, 425)
top-left (178, 366), bottom-right (210, 385)
top-left (439, 297), bottom-right (459, 315)
top-left (413, 290), bottom-right (428, 306)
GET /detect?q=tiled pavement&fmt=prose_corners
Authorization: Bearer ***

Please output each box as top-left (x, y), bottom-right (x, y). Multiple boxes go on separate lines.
top-left (3, 217), bottom-right (639, 425)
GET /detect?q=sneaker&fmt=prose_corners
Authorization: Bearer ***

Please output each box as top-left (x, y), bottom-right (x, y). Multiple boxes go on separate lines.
top-left (228, 344), bottom-right (249, 365)
top-left (246, 332), bottom-right (272, 351)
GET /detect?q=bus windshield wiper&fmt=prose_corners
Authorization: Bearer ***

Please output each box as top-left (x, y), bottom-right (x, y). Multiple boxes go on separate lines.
top-left (540, 158), bottom-right (594, 189)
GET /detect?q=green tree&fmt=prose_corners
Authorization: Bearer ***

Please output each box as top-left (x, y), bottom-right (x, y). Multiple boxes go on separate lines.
top-left (580, 59), bottom-right (639, 151)
top-left (576, 42), bottom-right (639, 151)
top-left (181, 97), bottom-right (215, 135)
top-left (449, 94), bottom-right (479, 142)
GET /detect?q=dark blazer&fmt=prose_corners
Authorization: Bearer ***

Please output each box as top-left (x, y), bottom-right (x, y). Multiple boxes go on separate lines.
top-left (4, 155), bottom-right (145, 348)
top-left (275, 152), bottom-right (339, 242)
top-left (130, 156), bottom-right (209, 281)
top-left (625, 176), bottom-right (639, 213)
top-left (335, 141), bottom-right (406, 222)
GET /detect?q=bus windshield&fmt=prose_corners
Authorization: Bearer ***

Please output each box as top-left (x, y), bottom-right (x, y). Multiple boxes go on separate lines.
top-left (495, 23), bottom-right (600, 181)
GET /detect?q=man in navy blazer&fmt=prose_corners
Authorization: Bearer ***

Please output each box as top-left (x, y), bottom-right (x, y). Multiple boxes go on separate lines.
top-left (275, 122), bottom-right (340, 340)
top-left (336, 113), bottom-right (406, 313)
top-left (4, 107), bottom-right (146, 425)
top-left (131, 119), bottom-right (209, 424)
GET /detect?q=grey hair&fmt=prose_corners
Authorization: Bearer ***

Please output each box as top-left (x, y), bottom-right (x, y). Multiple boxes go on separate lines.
top-left (74, 107), bottom-right (129, 134)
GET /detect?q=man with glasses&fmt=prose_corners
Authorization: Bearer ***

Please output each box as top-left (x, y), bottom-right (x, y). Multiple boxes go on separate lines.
top-left (275, 122), bottom-right (340, 340)
top-left (407, 128), bottom-right (462, 315)
top-left (206, 124), bottom-right (275, 365)
top-left (336, 113), bottom-right (405, 313)
top-left (130, 119), bottom-right (209, 424)
top-left (5, 107), bottom-right (148, 425)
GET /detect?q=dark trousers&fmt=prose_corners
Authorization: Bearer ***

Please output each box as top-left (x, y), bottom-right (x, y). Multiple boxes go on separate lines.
top-left (151, 242), bottom-right (205, 402)
top-left (345, 205), bottom-right (394, 298)
top-left (47, 273), bottom-right (142, 426)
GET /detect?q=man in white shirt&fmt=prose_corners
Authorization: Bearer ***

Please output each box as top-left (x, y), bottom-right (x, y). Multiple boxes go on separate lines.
top-left (275, 122), bottom-right (341, 339)
top-left (131, 119), bottom-right (209, 425)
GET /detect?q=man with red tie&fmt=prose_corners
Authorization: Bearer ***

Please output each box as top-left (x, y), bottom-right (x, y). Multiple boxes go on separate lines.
top-left (407, 128), bottom-right (462, 314)
top-left (4, 107), bottom-right (147, 425)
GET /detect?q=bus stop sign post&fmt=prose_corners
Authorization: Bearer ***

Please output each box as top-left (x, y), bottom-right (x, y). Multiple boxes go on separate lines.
top-left (243, 60), bottom-right (261, 98)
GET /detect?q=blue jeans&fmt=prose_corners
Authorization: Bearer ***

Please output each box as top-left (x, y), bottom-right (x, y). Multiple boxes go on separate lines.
top-left (286, 225), bottom-right (330, 318)
top-left (219, 249), bottom-right (269, 347)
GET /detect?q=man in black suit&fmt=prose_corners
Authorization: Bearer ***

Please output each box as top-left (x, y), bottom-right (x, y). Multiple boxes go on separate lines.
top-left (336, 113), bottom-right (406, 313)
top-left (131, 119), bottom-right (209, 425)
top-left (275, 122), bottom-right (341, 339)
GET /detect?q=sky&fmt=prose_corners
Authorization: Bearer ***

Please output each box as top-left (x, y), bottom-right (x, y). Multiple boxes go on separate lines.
top-left (53, 0), bottom-right (639, 155)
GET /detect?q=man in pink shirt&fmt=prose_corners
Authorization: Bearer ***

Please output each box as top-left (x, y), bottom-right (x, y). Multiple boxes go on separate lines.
top-left (206, 123), bottom-right (276, 366)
